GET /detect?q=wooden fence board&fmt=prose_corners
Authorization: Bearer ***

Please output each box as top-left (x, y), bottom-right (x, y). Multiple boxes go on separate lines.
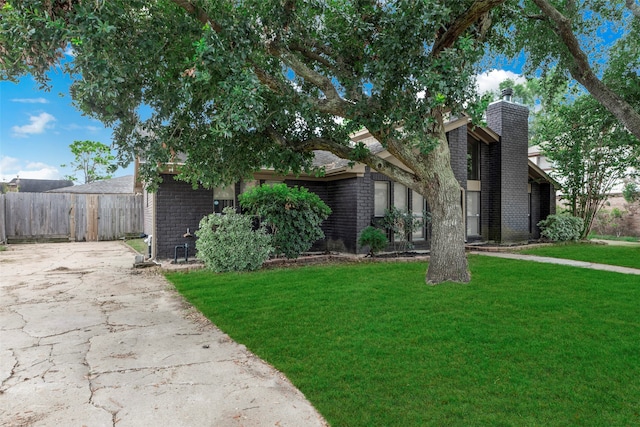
top-left (3, 192), bottom-right (142, 242)
top-left (0, 195), bottom-right (6, 243)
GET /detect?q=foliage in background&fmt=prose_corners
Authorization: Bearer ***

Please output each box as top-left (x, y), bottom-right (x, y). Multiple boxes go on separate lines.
top-left (357, 226), bottom-right (388, 257)
top-left (496, 69), bottom-right (569, 142)
top-left (623, 180), bottom-right (640, 204)
top-left (239, 184), bottom-right (330, 259)
top-left (61, 140), bottom-right (117, 183)
top-left (492, 0), bottom-right (640, 142)
top-left (195, 207), bottom-right (272, 272)
top-left (381, 206), bottom-right (429, 253)
top-left (536, 94), bottom-right (640, 238)
top-left (537, 214), bottom-right (584, 242)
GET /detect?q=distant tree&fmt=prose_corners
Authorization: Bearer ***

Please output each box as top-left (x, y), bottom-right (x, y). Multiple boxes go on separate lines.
top-left (493, 0), bottom-right (640, 142)
top-left (623, 179), bottom-right (640, 204)
top-left (497, 69), bottom-right (569, 141)
top-left (62, 140), bottom-right (117, 184)
top-left (537, 95), bottom-right (640, 238)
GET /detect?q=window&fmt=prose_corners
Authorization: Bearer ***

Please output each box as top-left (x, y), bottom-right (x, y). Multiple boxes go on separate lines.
top-left (213, 184), bottom-right (235, 214)
top-left (411, 191), bottom-right (426, 240)
top-left (466, 191), bottom-right (480, 237)
top-left (374, 181), bottom-right (389, 217)
top-left (394, 183), bottom-right (408, 211)
top-left (467, 139), bottom-right (480, 180)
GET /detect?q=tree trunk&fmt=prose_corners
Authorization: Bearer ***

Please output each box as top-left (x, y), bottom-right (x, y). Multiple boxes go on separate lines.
top-left (421, 130), bottom-right (470, 284)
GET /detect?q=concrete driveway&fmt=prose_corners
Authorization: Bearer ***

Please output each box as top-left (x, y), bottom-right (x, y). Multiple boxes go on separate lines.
top-left (0, 242), bottom-right (326, 426)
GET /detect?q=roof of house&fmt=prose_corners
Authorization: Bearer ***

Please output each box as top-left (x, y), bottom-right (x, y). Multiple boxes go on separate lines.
top-left (5, 178), bottom-right (75, 193)
top-left (47, 175), bottom-right (135, 194)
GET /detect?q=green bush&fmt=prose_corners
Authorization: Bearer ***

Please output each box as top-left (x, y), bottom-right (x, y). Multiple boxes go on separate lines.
top-left (195, 207), bottom-right (273, 272)
top-left (381, 206), bottom-right (428, 253)
top-left (537, 214), bottom-right (584, 242)
top-left (358, 226), bottom-right (388, 256)
top-left (239, 183), bottom-right (331, 259)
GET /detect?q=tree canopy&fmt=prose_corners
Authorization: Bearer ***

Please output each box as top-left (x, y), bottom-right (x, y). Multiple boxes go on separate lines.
top-left (2, 0), bottom-right (638, 283)
top-left (2, 0), bottom-right (506, 283)
top-left (535, 94), bottom-right (640, 237)
top-left (61, 140), bottom-right (117, 183)
top-left (492, 0), bottom-right (640, 142)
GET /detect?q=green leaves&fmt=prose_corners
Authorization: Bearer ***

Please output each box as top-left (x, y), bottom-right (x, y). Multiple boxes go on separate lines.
top-left (62, 140), bottom-right (117, 184)
top-left (239, 184), bottom-right (331, 259)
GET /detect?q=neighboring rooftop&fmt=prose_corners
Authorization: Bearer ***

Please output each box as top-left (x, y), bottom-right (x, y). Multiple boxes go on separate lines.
top-left (2, 178), bottom-right (74, 193)
top-left (48, 175), bottom-right (135, 194)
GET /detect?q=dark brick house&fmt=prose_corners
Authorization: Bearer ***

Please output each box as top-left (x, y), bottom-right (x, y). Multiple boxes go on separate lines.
top-left (138, 97), bottom-right (557, 259)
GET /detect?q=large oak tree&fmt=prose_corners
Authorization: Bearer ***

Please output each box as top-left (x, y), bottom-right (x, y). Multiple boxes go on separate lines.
top-left (1, 0), bottom-right (507, 284)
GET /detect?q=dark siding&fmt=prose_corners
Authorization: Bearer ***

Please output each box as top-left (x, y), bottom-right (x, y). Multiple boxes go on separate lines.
top-left (530, 182), bottom-right (541, 239)
top-left (485, 100), bottom-right (530, 244)
top-left (448, 125), bottom-right (468, 190)
top-left (326, 177), bottom-right (361, 253)
top-left (155, 174), bottom-right (213, 259)
top-left (481, 138), bottom-right (502, 241)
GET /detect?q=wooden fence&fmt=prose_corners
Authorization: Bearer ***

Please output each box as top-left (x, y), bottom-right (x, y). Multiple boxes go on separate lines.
top-left (0, 192), bottom-right (143, 243)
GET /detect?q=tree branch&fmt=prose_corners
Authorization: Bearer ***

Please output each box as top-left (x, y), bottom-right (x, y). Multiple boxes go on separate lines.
top-left (532, 0), bottom-right (640, 141)
top-left (279, 50), bottom-right (351, 116)
top-left (431, 0), bottom-right (506, 57)
top-left (170, 0), bottom-right (222, 32)
top-left (626, 0), bottom-right (640, 19)
top-left (265, 127), bottom-right (419, 189)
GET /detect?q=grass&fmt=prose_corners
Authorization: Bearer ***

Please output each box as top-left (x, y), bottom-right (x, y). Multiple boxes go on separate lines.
top-left (167, 257), bottom-right (640, 426)
top-left (589, 233), bottom-right (640, 243)
top-left (519, 242), bottom-right (640, 269)
top-left (125, 238), bottom-right (148, 255)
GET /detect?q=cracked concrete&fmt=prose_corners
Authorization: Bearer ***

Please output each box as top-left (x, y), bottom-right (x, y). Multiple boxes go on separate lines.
top-left (0, 242), bottom-right (327, 426)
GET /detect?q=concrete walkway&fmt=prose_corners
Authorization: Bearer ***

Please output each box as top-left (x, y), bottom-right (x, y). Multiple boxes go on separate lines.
top-left (0, 242), bottom-right (327, 427)
top-left (471, 251), bottom-right (640, 275)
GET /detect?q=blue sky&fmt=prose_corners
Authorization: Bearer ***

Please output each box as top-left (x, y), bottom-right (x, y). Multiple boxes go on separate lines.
top-left (0, 65), bottom-right (517, 183)
top-left (0, 67), bottom-right (135, 183)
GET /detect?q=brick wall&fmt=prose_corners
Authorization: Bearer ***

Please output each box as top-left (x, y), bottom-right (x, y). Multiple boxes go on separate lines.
top-left (448, 125), bottom-right (468, 190)
top-left (481, 138), bottom-right (502, 241)
top-left (530, 183), bottom-right (541, 239)
top-left (486, 100), bottom-right (530, 244)
top-left (155, 174), bottom-right (213, 259)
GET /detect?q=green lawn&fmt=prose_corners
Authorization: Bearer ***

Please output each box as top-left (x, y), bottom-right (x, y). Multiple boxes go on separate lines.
top-left (125, 238), bottom-right (148, 255)
top-left (589, 234), bottom-right (640, 243)
top-left (519, 242), bottom-right (640, 269)
top-left (167, 257), bottom-right (640, 426)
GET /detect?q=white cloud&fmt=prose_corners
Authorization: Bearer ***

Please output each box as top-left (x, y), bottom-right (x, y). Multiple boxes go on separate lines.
top-left (476, 69), bottom-right (526, 95)
top-left (0, 156), bottom-right (21, 178)
top-left (64, 44), bottom-right (76, 57)
top-left (11, 98), bottom-right (49, 104)
top-left (14, 167), bottom-right (62, 180)
top-left (0, 157), bottom-right (62, 181)
top-left (11, 112), bottom-right (56, 137)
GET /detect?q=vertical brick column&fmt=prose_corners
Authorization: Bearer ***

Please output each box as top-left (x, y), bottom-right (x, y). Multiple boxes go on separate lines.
top-left (447, 124), bottom-right (468, 190)
top-left (486, 100), bottom-right (530, 244)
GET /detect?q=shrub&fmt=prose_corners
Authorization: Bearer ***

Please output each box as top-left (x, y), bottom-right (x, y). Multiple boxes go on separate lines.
top-left (239, 184), bottom-right (331, 259)
top-left (537, 214), bottom-right (584, 242)
top-left (195, 207), bottom-right (273, 272)
top-left (381, 206), bottom-right (428, 253)
top-left (358, 226), bottom-right (388, 256)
